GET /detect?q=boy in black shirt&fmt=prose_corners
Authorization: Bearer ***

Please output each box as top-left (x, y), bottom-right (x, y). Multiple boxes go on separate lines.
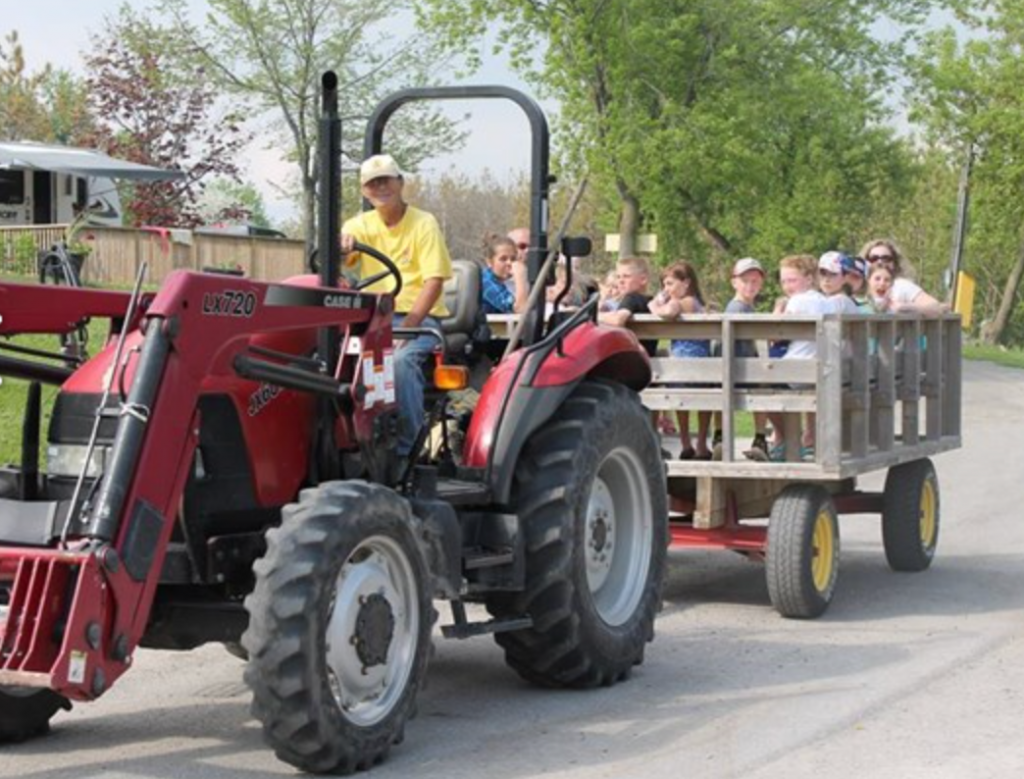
top-left (599, 257), bottom-right (657, 356)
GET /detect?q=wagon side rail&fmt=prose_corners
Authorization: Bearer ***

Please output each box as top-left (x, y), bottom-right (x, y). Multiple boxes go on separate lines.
top-left (632, 312), bottom-right (962, 481)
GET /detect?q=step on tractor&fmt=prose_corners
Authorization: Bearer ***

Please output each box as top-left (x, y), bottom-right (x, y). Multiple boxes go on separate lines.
top-left (0, 73), bottom-right (668, 772)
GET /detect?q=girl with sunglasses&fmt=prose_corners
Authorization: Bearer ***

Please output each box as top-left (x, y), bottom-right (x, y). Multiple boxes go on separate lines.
top-left (859, 239), bottom-right (948, 313)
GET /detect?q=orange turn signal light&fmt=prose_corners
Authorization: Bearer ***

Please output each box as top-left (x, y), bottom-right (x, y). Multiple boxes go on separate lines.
top-left (434, 364), bottom-right (469, 391)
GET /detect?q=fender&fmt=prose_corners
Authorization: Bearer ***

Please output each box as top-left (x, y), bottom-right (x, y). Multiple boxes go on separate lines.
top-left (464, 321), bottom-right (651, 505)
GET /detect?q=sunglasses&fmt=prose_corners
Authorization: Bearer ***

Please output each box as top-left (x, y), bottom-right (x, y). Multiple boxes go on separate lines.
top-left (867, 254), bottom-right (894, 263)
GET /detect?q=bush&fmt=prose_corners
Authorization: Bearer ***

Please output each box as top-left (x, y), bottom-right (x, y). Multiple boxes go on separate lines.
top-left (11, 233), bottom-right (39, 275)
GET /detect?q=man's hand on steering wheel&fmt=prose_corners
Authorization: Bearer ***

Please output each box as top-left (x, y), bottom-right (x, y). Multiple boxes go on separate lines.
top-left (340, 233), bottom-right (404, 297)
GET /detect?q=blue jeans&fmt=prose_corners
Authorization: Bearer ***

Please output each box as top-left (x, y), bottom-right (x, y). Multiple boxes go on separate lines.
top-left (393, 314), bottom-right (442, 456)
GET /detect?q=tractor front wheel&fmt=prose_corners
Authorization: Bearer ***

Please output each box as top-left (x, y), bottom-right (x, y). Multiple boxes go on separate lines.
top-left (0, 687), bottom-right (70, 742)
top-left (488, 380), bottom-right (668, 688)
top-left (243, 481), bottom-right (431, 774)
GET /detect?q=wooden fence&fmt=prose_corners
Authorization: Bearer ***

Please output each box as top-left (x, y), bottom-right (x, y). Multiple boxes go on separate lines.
top-left (0, 224), bottom-right (307, 285)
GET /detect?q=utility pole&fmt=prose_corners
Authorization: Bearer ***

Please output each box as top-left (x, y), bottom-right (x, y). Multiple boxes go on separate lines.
top-left (949, 142), bottom-right (974, 304)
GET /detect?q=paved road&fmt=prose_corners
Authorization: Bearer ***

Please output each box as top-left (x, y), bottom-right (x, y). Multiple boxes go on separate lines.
top-left (3, 360), bottom-right (1021, 779)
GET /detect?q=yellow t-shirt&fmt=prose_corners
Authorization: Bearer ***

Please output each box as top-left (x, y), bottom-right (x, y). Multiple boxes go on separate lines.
top-left (342, 206), bottom-right (452, 317)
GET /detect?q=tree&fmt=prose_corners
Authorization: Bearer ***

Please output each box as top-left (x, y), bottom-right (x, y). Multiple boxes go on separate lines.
top-left (417, 0), bottom-right (934, 270)
top-left (910, 0), bottom-right (1024, 344)
top-left (0, 31), bottom-right (50, 141)
top-left (83, 6), bottom-right (251, 227)
top-left (0, 31), bottom-right (94, 144)
top-left (199, 177), bottom-right (271, 227)
top-left (159, 0), bottom-right (465, 252)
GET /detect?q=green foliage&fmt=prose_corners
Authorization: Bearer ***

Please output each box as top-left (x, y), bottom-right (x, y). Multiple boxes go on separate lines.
top-left (0, 31), bottom-right (95, 143)
top-left (417, 0), bottom-right (932, 280)
top-left (10, 233), bottom-right (38, 275)
top-left (0, 330), bottom-right (69, 466)
top-left (909, 0), bottom-right (1024, 344)
top-left (158, 0), bottom-right (467, 249)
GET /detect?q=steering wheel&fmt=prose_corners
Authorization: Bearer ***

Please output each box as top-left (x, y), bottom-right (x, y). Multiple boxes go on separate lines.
top-left (350, 241), bottom-right (403, 298)
top-left (306, 242), bottom-right (403, 299)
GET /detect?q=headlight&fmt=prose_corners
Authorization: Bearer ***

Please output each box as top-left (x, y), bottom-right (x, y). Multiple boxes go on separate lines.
top-left (47, 444), bottom-right (109, 478)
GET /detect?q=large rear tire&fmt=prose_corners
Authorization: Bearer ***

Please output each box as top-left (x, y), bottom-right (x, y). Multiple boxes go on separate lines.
top-left (882, 458), bottom-right (939, 572)
top-left (243, 481), bottom-right (431, 774)
top-left (766, 484), bottom-right (840, 619)
top-left (0, 687), bottom-right (71, 742)
top-left (487, 380), bottom-right (668, 688)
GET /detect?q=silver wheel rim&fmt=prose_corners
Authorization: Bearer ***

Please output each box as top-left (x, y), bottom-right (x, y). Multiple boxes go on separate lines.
top-left (324, 534), bottom-right (419, 727)
top-left (585, 446), bottom-right (654, 626)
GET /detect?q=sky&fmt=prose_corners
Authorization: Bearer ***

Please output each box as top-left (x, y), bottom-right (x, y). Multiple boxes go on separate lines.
top-left (7, 2), bottom-right (968, 226)
top-left (5, 0), bottom-right (548, 224)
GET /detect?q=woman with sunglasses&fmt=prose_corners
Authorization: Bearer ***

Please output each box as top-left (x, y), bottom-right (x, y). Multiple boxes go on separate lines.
top-left (859, 239), bottom-right (948, 313)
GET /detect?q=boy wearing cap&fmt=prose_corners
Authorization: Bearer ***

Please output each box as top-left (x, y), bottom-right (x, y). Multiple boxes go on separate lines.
top-left (724, 258), bottom-right (771, 458)
top-left (842, 254), bottom-right (873, 312)
top-left (340, 153), bottom-right (453, 459)
top-left (817, 251), bottom-right (861, 315)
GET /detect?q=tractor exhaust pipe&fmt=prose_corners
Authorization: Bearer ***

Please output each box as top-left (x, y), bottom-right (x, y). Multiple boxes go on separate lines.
top-left (313, 71), bottom-right (342, 482)
top-left (318, 71), bottom-right (341, 291)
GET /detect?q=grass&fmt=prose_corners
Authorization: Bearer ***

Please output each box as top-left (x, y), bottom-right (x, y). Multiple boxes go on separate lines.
top-left (0, 319), bottom-right (108, 466)
top-left (0, 334), bottom-right (67, 466)
top-left (963, 342), bottom-right (1024, 371)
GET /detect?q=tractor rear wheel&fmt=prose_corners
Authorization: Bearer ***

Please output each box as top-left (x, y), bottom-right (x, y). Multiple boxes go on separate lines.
top-left (243, 481), bottom-right (431, 774)
top-left (0, 687), bottom-right (71, 742)
top-left (488, 380), bottom-right (667, 688)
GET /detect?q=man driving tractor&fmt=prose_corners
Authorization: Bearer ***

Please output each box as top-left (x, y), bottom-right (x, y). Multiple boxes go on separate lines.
top-left (340, 153), bottom-right (453, 461)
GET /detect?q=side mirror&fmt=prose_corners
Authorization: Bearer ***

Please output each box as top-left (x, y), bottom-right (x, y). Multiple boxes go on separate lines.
top-left (561, 236), bottom-right (592, 259)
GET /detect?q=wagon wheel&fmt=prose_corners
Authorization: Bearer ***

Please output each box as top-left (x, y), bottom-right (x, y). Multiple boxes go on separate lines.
top-left (766, 484), bottom-right (840, 619)
top-left (882, 458), bottom-right (939, 572)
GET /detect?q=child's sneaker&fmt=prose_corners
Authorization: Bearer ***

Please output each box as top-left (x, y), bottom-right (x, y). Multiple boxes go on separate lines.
top-left (768, 443), bottom-right (787, 462)
top-left (743, 433), bottom-right (769, 461)
top-left (800, 445), bottom-right (816, 462)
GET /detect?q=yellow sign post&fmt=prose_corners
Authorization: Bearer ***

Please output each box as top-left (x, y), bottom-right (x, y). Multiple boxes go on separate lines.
top-left (954, 271), bottom-right (975, 330)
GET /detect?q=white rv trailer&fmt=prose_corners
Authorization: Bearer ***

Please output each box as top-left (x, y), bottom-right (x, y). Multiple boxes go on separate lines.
top-left (0, 141), bottom-right (183, 227)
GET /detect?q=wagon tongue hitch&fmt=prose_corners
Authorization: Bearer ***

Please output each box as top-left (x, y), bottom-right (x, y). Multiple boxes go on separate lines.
top-left (353, 593), bottom-right (395, 668)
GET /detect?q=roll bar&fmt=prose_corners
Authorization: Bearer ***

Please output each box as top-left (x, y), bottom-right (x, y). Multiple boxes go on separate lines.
top-left (364, 86), bottom-right (552, 347)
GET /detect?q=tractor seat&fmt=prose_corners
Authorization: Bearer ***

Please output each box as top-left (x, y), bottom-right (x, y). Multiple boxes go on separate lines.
top-left (439, 259), bottom-right (486, 359)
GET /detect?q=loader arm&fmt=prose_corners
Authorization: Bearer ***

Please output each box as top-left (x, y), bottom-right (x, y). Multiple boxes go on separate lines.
top-left (0, 270), bottom-right (394, 700)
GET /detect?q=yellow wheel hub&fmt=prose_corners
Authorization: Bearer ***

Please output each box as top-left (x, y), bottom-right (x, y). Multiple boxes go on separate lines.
top-left (811, 509), bottom-right (836, 593)
top-left (919, 479), bottom-right (937, 549)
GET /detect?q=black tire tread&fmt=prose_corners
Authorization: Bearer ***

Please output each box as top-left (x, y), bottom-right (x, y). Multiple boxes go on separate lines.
top-left (488, 380), bottom-right (667, 688)
top-left (0, 689), bottom-right (71, 743)
top-left (766, 484), bottom-right (839, 619)
top-left (242, 480), bottom-right (430, 774)
top-left (882, 458), bottom-right (939, 572)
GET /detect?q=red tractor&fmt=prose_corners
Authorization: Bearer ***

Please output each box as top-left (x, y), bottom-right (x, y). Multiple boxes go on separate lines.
top-left (0, 74), bottom-right (667, 773)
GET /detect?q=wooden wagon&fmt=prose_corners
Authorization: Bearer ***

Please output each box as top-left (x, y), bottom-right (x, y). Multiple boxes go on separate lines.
top-left (631, 312), bottom-right (962, 618)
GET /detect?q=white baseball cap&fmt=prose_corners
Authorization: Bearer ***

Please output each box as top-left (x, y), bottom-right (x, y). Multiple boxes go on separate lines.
top-left (818, 251), bottom-right (844, 275)
top-left (732, 257), bottom-right (764, 277)
top-left (360, 154), bottom-right (403, 185)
